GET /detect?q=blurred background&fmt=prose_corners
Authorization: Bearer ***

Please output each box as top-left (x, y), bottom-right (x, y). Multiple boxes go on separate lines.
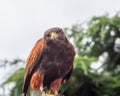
top-left (0, 0), bottom-right (120, 96)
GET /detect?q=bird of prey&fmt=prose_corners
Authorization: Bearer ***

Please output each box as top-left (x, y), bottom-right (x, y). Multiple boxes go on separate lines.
top-left (22, 27), bottom-right (75, 96)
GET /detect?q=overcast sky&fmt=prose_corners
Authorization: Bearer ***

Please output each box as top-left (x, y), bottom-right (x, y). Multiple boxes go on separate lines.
top-left (0, 0), bottom-right (120, 60)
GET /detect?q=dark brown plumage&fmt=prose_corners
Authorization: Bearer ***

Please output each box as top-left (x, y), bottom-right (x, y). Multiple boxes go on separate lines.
top-left (22, 27), bottom-right (75, 96)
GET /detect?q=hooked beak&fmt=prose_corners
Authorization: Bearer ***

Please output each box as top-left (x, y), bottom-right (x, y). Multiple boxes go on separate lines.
top-left (50, 32), bottom-right (58, 40)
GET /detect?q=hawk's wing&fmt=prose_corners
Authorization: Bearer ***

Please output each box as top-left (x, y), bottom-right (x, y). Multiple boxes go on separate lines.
top-left (63, 66), bottom-right (73, 83)
top-left (22, 38), bottom-right (44, 96)
top-left (62, 42), bottom-right (75, 83)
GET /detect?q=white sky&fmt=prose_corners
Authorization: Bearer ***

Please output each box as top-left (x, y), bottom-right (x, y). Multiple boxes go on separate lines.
top-left (0, 0), bottom-right (120, 60)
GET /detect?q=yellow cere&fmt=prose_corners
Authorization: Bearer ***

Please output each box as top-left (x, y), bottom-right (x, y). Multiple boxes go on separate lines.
top-left (50, 32), bottom-right (58, 39)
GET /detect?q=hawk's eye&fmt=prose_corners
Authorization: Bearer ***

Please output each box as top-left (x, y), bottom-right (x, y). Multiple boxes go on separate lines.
top-left (56, 31), bottom-right (60, 34)
top-left (46, 34), bottom-right (50, 37)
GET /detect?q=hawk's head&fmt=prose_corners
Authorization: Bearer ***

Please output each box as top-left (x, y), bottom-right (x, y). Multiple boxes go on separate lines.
top-left (44, 27), bottom-right (67, 45)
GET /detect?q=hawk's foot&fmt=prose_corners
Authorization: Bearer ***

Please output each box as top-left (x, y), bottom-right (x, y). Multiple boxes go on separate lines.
top-left (45, 94), bottom-right (54, 96)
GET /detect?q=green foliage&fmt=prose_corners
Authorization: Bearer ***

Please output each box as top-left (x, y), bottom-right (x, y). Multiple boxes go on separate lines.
top-left (0, 59), bottom-right (24, 96)
top-left (2, 68), bottom-right (24, 96)
top-left (4, 68), bottom-right (24, 96)
top-left (63, 13), bottom-right (120, 96)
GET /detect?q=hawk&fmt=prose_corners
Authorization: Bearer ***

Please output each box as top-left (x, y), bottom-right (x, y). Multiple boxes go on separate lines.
top-left (22, 27), bottom-right (75, 96)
